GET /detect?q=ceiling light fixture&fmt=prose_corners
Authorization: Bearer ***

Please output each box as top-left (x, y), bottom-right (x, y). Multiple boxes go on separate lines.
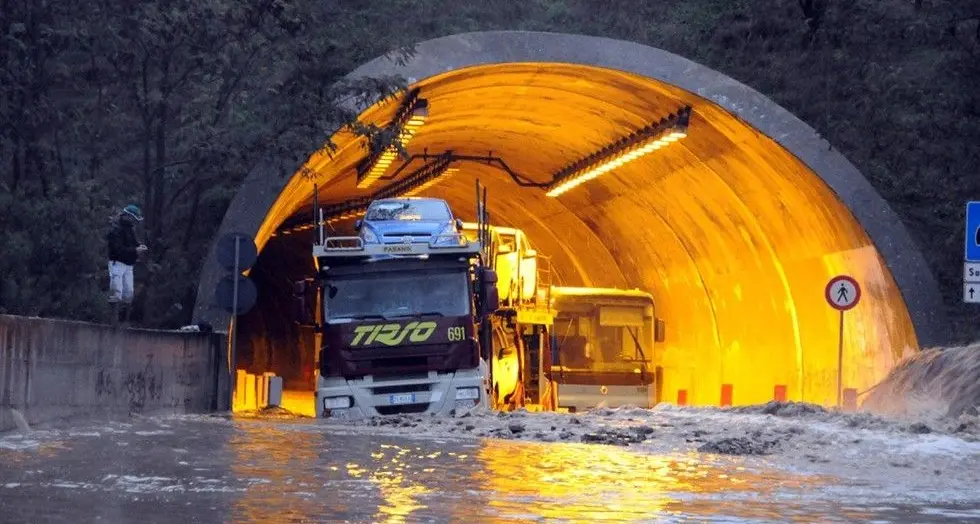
top-left (544, 105), bottom-right (692, 198)
top-left (355, 93), bottom-right (430, 189)
top-left (311, 153), bottom-right (457, 227)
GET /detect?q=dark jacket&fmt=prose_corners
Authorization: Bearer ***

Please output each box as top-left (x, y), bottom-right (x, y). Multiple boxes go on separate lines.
top-left (108, 215), bottom-right (141, 265)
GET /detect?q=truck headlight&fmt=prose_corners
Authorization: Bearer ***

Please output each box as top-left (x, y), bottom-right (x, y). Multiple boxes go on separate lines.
top-left (455, 387), bottom-right (480, 400)
top-left (322, 396), bottom-right (352, 410)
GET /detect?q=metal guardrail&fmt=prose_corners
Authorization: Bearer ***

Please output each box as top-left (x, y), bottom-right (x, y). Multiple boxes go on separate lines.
top-left (323, 236), bottom-right (364, 251)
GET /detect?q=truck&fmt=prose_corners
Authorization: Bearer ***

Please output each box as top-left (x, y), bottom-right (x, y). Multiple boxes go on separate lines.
top-left (293, 183), bottom-right (665, 418)
top-left (294, 209), bottom-right (500, 420)
top-left (549, 286), bottom-right (666, 411)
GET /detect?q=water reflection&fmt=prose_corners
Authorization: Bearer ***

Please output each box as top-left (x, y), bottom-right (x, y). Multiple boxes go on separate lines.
top-left (470, 439), bottom-right (835, 522)
top-left (225, 420), bottom-right (446, 523)
top-left (224, 417), bottom-right (844, 523)
top-left (368, 444), bottom-right (433, 523)
top-left (227, 420), bottom-right (345, 523)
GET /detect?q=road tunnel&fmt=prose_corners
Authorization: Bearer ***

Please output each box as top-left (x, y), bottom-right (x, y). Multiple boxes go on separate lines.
top-left (195, 31), bottom-right (946, 410)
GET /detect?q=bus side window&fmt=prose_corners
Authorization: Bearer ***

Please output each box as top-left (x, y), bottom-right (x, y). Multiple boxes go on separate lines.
top-left (562, 335), bottom-right (589, 368)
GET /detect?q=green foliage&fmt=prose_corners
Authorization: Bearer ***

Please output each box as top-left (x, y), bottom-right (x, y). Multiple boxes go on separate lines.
top-left (1, 0), bottom-right (977, 339)
top-left (0, 0), bottom-right (415, 327)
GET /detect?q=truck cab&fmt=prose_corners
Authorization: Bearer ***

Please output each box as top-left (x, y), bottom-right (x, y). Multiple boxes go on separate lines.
top-left (306, 235), bottom-right (499, 419)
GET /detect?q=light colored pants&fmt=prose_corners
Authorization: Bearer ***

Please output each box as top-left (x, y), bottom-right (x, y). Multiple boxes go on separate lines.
top-left (108, 261), bottom-right (134, 303)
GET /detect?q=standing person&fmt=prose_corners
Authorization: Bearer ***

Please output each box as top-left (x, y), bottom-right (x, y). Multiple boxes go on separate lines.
top-left (107, 204), bottom-right (148, 325)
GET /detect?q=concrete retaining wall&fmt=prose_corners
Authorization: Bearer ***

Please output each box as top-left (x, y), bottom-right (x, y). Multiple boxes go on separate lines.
top-left (0, 315), bottom-right (229, 433)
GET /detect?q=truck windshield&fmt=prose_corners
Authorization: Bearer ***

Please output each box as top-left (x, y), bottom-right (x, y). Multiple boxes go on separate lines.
top-left (365, 200), bottom-right (451, 221)
top-left (325, 270), bottom-right (469, 321)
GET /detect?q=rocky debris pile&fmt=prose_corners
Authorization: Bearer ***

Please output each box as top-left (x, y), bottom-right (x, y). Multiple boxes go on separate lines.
top-left (366, 415), bottom-right (419, 428)
top-left (320, 396), bottom-right (980, 466)
top-left (950, 414), bottom-right (980, 435)
top-left (862, 342), bottom-right (980, 418)
top-left (236, 405), bottom-right (309, 419)
top-left (730, 401), bottom-right (826, 418)
top-left (697, 435), bottom-right (780, 455)
top-left (580, 425), bottom-right (655, 446)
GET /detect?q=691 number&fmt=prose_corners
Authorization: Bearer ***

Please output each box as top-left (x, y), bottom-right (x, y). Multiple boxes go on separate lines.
top-left (447, 326), bottom-right (466, 341)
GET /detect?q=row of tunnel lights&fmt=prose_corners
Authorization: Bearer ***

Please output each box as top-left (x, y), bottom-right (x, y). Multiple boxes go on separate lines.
top-left (280, 95), bottom-right (691, 234)
top-left (355, 96), bottom-right (692, 197)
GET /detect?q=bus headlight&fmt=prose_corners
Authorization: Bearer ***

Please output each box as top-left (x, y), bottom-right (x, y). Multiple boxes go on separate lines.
top-left (455, 387), bottom-right (480, 400)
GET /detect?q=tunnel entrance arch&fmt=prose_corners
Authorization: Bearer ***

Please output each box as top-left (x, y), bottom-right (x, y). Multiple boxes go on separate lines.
top-left (194, 31), bottom-right (945, 408)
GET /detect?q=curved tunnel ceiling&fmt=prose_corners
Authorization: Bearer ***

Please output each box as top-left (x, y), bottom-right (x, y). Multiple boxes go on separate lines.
top-left (196, 31), bottom-right (947, 407)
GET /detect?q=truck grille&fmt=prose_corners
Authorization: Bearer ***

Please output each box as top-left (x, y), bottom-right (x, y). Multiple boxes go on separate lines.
top-left (372, 372), bottom-right (429, 382)
top-left (376, 404), bottom-right (429, 415)
top-left (372, 383), bottom-right (431, 395)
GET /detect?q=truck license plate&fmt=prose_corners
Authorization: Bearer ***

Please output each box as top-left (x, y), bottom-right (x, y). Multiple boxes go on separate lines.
top-left (388, 393), bottom-right (416, 405)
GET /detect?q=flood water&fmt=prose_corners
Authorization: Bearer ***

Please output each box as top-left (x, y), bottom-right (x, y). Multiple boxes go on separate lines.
top-left (0, 414), bottom-right (975, 523)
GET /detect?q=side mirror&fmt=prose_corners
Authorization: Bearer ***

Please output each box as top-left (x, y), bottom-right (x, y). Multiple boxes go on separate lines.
top-left (292, 280), bottom-right (313, 325)
top-left (481, 269), bottom-right (500, 314)
top-left (455, 218), bottom-right (464, 230)
top-left (523, 248), bottom-right (537, 258)
top-left (655, 318), bottom-right (666, 343)
top-left (354, 219), bottom-right (362, 229)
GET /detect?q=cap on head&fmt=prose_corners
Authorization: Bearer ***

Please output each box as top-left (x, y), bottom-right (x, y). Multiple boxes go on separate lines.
top-left (122, 204), bottom-right (144, 222)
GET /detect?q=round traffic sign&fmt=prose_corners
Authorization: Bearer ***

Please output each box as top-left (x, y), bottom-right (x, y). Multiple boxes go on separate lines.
top-left (216, 232), bottom-right (257, 273)
top-left (825, 275), bottom-right (861, 311)
top-left (215, 274), bottom-right (258, 315)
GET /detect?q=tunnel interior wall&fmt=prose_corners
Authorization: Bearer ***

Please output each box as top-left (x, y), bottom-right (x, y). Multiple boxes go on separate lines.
top-left (0, 314), bottom-right (229, 432)
top-left (236, 232), bottom-right (317, 390)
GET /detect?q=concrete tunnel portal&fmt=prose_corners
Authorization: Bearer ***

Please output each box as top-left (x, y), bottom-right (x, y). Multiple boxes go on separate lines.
top-left (194, 31), bottom-right (947, 409)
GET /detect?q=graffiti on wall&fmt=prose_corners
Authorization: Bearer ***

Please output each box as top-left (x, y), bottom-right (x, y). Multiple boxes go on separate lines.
top-left (94, 353), bottom-right (164, 414)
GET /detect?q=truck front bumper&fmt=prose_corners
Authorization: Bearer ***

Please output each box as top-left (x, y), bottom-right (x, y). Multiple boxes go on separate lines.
top-left (315, 363), bottom-right (489, 420)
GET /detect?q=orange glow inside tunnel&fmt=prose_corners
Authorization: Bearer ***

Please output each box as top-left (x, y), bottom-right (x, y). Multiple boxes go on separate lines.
top-left (280, 389), bottom-right (316, 418)
top-left (235, 62), bottom-right (919, 409)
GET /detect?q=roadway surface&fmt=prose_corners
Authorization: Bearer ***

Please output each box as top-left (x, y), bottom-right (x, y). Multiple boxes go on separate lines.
top-left (2, 407), bottom-right (979, 523)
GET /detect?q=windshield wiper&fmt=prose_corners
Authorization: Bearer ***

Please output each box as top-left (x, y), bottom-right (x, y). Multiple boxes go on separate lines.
top-left (626, 327), bottom-right (650, 382)
top-left (382, 310), bottom-right (445, 319)
top-left (348, 314), bottom-right (388, 321)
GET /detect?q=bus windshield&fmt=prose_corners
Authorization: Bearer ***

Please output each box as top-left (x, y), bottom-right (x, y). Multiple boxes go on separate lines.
top-left (553, 311), bottom-right (651, 372)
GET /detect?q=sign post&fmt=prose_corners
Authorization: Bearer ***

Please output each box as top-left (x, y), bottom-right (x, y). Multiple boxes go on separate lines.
top-left (215, 233), bottom-right (258, 408)
top-left (825, 274), bottom-right (861, 408)
top-left (964, 201), bottom-right (980, 304)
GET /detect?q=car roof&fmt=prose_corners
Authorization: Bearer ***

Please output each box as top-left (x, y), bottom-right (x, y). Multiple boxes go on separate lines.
top-left (369, 197), bottom-right (446, 204)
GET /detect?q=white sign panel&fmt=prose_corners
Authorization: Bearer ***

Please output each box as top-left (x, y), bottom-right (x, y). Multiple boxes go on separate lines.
top-left (966, 283), bottom-right (980, 304)
top-left (965, 262), bottom-right (980, 284)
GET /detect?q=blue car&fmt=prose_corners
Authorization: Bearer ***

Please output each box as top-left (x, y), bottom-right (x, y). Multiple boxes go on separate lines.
top-left (356, 197), bottom-right (465, 247)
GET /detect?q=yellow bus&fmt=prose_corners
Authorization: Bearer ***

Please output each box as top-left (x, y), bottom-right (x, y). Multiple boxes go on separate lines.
top-left (550, 286), bottom-right (664, 411)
